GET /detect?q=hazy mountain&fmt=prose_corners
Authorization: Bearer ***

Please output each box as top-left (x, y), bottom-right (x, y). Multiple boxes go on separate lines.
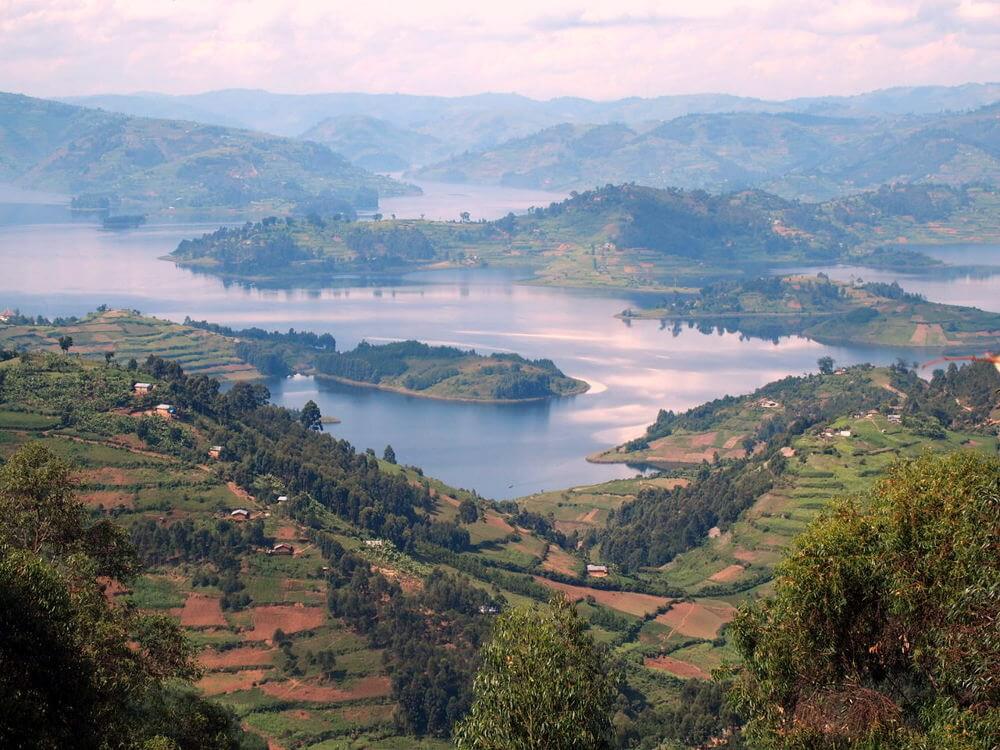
top-left (0, 92), bottom-right (412, 211)
top-left (300, 115), bottom-right (447, 171)
top-left (60, 83), bottom-right (1000, 170)
top-left (414, 105), bottom-right (1000, 199)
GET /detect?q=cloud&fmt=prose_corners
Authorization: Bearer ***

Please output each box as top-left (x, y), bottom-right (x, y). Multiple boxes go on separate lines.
top-left (0, 0), bottom-right (996, 100)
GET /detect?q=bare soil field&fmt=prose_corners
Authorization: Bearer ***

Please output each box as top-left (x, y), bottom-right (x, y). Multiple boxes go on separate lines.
top-left (260, 675), bottom-right (391, 703)
top-left (534, 577), bottom-right (669, 617)
top-left (708, 564), bottom-right (745, 583)
top-left (247, 605), bottom-right (327, 641)
top-left (198, 668), bottom-right (270, 695)
top-left (644, 655), bottom-right (710, 680)
top-left (177, 593), bottom-right (227, 628)
top-left (199, 646), bottom-right (276, 670)
top-left (541, 545), bottom-right (579, 577)
top-left (655, 601), bottom-right (735, 639)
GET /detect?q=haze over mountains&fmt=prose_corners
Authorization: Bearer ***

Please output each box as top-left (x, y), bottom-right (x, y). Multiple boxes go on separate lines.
top-left (57, 83), bottom-right (1000, 201)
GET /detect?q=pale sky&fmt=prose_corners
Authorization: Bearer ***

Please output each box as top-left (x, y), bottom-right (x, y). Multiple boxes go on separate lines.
top-left (1, 0), bottom-right (998, 100)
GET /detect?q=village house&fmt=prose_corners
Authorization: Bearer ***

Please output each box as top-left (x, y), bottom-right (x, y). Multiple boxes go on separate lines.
top-left (756, 398), bottom-right (781, 409)
top-left (478, 604), bottom-right (501, 615)
top-left (887, 414), bottom-right (902, 424)
top-left (208, 445), bottom-right (223, 460)
top-left (229, 508), bottom-right (250, 521)
top-left (133, 382), bottom-right (154, 395)
top-left (269, 543), bottom-right (294, 556)
top-left (276, 495), bottom-right (288, 503)
top-left (586, 564), bottom-right (609, 578)
top-left (838, 429), bottom-right (852, 437)
top-left (154, 403), bottom-right (175, 417)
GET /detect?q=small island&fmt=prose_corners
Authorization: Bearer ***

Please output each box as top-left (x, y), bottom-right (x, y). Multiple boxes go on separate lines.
top-left (313, 340), bottom-right (589, 402)
top-left (620, 275), bottom-right (1000, 349)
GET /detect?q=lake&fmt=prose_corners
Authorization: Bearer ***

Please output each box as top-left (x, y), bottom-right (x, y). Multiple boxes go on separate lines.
top-left (2, 188), bottom-right (998, 498)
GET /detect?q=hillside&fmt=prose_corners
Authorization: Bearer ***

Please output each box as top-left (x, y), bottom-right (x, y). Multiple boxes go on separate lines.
top-left (301, 114), bottom-right (448, 171)
top-left (313, 340), bottom-right (589, 401)
top-left (413, 105), bottom-right (1000, 199)
top-left (0, 92), bottom-right (414, 213)
top-left (621, 275), bottom-right (1000, 349)
top-left (168, 182), bottom-right (1000, 292)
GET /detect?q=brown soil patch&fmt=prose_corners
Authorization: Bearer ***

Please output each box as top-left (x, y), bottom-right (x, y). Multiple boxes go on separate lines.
top-left (534, 577), bottom-right (670, 617)
top-left (199, 646), bottom-right (275, 669)
top-left (541, 545), bottom-right (579, 577)
top-left (483, 512), bottom-right (514, 533)
top-left (722, 435), bottom-right (744, 450)
top-left (733, 549), bottom-right (763, 563)
top-left (373, 566), bottom-right (423, 594)
top-left (178, 593), bottom-right (227, 628)
top-left (247, 605), bottom-right (326, 641)
top-left (644, 655), bottom-right (710, 680)
top-left (708, 564), bottom-right (745, 584)
top-left (577, 507), bottom-right (600, 524)
top-left (226, 481), bottom-right (255, 505)
top-left (690, 431), bottom-right (718, 447)
top-left (198, 668), bottom-right (269, 695)
top-left (79, 490), bottom-right (135, 508)
top-left (655, 601), bottom-right (735, 639)
top-left (260, 675), bottom-right (391, 703)
top-left (78, 467), bottom-right (131, 485)
top-left (275, 525), bottom-right (299, 541)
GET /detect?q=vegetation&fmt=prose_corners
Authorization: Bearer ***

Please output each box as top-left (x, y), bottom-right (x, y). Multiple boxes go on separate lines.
top-left (314, 340), bottom-right (588, 401)
top-left (0, 92), bottom-right (415, 213)
top-left (728, 452), bottom-right (1000, 749)
top-left (454, 596), bottom-right (619, 750)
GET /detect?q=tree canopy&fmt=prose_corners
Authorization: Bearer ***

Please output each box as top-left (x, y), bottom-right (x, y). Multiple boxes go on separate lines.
top-left (454, 595), bottom-right (619, 750)
top-left (727, 451), bottom-right (1000, 749)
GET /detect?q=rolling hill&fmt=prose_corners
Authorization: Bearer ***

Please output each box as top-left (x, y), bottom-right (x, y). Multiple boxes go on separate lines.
top-left (0, 92), bottom-right (414, 212)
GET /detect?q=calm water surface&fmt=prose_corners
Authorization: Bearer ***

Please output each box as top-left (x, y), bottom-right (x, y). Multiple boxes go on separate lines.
top-left (2, 202), bottom-right (997, 498)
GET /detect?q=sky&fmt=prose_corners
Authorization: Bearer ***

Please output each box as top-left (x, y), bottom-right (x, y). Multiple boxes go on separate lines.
top-left (1, 0), bottom-right (998, 101)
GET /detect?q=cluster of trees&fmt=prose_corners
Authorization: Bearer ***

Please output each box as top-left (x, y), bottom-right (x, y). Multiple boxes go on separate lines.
top-left (344, 224), bottom-right (435, 261)
top-left (183, 318), bottom-right (336, 351)
top-left (0, 442), bottom-right (265, 749)
top-left (172, 219), bottom-right (314, 272)
top-left (315, 340), bottom-right (465, 384)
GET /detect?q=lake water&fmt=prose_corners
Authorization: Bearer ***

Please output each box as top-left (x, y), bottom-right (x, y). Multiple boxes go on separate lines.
top-left (2, 189), bottom-right (997, 498)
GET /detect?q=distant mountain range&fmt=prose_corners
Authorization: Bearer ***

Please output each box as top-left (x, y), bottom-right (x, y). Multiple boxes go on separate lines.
top-left (414, 104), bottom-right (1000, 199)
top-left (59, 83), bottom-right (1000, 170)
top-left (0, 92), bottom-right (412, 212)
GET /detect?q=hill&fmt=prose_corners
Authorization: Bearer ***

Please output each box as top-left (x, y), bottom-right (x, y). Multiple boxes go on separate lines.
top-left (301, 114), bottom-right (449, 171)
top-left (0, 92), bottom-right (414, 213)
top-left (413, 104), bottom-right (1000, 199)
top-left (313, 340), bottom-right (588, 401)
top-left (620, 275), bottom-right (1000, 349)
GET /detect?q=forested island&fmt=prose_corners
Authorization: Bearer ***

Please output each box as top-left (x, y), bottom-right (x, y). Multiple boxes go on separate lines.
top-left (620, 274), bottom-right (1000, 348)
top-left (167, 182), bottom-right (1000, 290)
top-left (313, 340), bottom-right (589, 401)
top-left (0, 308), bottom-right (587, 402)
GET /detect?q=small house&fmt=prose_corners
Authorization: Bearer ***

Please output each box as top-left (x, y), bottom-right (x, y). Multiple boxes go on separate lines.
top-left (838, 429), bottom-right (852, 438)
top-left (887, 414), bottom-right (902, 424)
top-left (208, 445), bottom-right (223, 460)
top-left (270, 543), bottom-right (294, 556)
top-left (756, 398), bottom-right (781, 409)
top-left (276, 495), bottom-right (288, 503)
top-left (133, 382), bottom-right (154, 395)
top-left (229, 508), bottom-right (250, 521)
top-left (586, 564), bottom-right (609, 578)
top-left (154, 403), bottom-right (175, 417)
top-left (478, 604), bottom-right (501, 615)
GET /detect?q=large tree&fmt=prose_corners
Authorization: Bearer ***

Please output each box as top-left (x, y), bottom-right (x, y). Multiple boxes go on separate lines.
top-left (454, 595), bottom-right (619, 750)
top-left (727, 451), bottom-right (1000, 749)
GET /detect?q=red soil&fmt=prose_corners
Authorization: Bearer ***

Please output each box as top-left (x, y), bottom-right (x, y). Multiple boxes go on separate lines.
top-left (644, 655), bottom-right (710, 680)
top-left (534, 577), bottom-right (670, 617)
top-left (247, 605), bottom-right (326, 641)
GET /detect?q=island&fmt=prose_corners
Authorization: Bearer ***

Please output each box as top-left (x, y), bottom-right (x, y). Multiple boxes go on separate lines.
top-left (619, 275), bottom-right (1000, 349)
top-left (313, 340), bottom-right (589, 402)
top-left (0, 308), bottom-right (587, 402)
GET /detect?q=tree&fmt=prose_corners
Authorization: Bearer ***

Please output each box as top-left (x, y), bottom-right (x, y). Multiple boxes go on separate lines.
top-left (299, 399), bottom-right (323, 431)
top-left (460, 211), bottom-right (471, 223)
top-left (105, 350), bottom-right (116, 365)
top-left (57, 335), bottom-right (73, 354)
top-left (727, 452), bottom-right (1000, 749)
top-left (454, 595), bottom-right (618, 750)
top-left (383, 444), bottom-right (396, 464)
top-left (817, 355), bottom-right (835, 375)
top-left (458, 498), bottom-right (479, 524)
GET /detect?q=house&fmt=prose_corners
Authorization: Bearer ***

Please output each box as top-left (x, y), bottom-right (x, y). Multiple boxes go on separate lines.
top-left (269, 543), bottom-right (294, 556)
top-left (154, 403), bottom-right (175, 417)
top-left (586, 564), bottom-right (609, 578)
top-left (229, 508), bottom-right (250, 521)
top-left (208, 445), bottom-right (223, 460)
top-left (478, 604), bottom-right (501, 615)
top-left (887, 414), bottom-right (902, 424)
top-left (834, 368), bottom-right (848, 375)
top-left (133, 382), bottom-right (154, 395)
top-left (838, 429), bottom-right (852, 437)
top-left (707, 526), bottom-right (722, 539)
top-left (276, 495), bottom-right (288, 503)
top-left (0, 308), bottom-right (17, 323)
top-left (756, 398), bottom-right (781, 409)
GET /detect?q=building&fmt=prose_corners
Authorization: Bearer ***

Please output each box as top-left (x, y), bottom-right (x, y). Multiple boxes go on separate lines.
top-left (154, 403), bottom-right (175, 417)
top-left (838, 429), bottom-right (852, 437)
top-left (887, 414), bottom-right (902, 424)
top-left (269, 543), bottom-right (294, 556)
top-left (133, 382), bottom-right (154, 395)
top-left (586, 564), bottom-right (609, 578)
top-left (478, 604), bottom-right (501, 615)
top-left (276, 495), bottom-right (288, 503)
top-left (229, 508), bottom-right (250, 521)
top-left (208, 445), bottom-right (223, 460)
top-left (756, 398), bottom-right (781, 409)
